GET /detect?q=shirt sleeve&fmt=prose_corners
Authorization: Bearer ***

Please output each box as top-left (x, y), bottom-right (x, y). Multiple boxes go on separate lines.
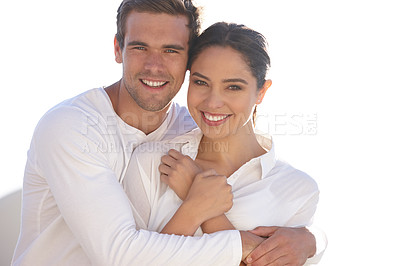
top-left (305, 225), bottom-right (328, 265)
top-left (33, 107), bottom-right (242, 266)
top-left (279, 165), bottom-right (325, 264)
top-left (287, 175), bottom-right (326, 264)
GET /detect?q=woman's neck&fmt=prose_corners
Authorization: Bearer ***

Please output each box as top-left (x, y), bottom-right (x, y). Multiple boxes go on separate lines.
top-left (196, 126), bottom-right (266, 178)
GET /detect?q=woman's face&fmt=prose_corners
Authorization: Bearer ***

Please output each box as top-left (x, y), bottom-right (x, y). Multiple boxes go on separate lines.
top-left (187, 46), bottom-right (267, 140)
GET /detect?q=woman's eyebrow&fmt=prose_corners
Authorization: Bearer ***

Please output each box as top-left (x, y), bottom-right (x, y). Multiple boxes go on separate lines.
top-left (222, 78), bottom-right (248, 85)
top-left (192, 72), bottom-right (210, 80)
top-left (192, 72), bottom-right (248, 84)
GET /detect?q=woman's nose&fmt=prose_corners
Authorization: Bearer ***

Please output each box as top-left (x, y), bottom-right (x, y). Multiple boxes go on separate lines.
top-left (204, 90), bottom-right (224, 109)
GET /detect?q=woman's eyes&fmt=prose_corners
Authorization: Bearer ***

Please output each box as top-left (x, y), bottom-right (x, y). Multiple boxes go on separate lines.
top-left (194, 80), bottom-right (208, 86)
top-left (193, 80), bottom-right (243, 91)
top-left (228, 85), bottom-right (242, 91)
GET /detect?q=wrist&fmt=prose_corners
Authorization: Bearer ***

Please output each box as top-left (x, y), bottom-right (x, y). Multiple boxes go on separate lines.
top-left (179, 200), bottom-right (203, 229)
top-left (239, 231), bottom-right (263, 261)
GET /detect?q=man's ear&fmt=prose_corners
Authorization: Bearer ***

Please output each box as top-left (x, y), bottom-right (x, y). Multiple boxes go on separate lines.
top-left (114, 35), bottom-right (123, 64)
top-left (256, 79), bottom-right (272, 104)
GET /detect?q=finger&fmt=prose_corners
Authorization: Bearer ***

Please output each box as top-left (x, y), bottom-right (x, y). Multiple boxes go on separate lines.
top-left (249, 253), bottom-right (290, 266)
top-left (158, 164), bottom-right (171, 175)
top-left (248, 226), bottom-right (279, 237)
top-left (167, 149), bottom-right (185, 159)
top-left (246, 237), bottom-right (279, 264)
top-left (161, 154), bottom-right (176, 167)
top-left (249, 246), bottom-right (288, 266)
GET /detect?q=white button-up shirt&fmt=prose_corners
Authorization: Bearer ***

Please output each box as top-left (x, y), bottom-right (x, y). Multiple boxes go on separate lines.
top-left (124, 128), bottom-right (320, 262)
top-left (13, 88), bottom-right (241, 266)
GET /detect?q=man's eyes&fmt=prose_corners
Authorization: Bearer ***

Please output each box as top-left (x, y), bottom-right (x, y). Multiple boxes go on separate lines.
top-left (132, 46), bottom-right (146, 51)
top-left (165, 49), bottom-right (179, 53)
top-left (130, 47), bottom-right (178, 53)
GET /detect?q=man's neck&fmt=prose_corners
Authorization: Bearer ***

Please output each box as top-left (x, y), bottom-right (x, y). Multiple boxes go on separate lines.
top-left (105, 80), bottom-right (169, 135)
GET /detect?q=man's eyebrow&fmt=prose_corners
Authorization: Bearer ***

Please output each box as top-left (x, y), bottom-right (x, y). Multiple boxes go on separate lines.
top-left (222, 78), bottom-right (248, 85)
top-left (163, 44), bottom-right (185, 51)
top-left (192, 72), bottom-right (210, 80)
top-left (126, 41), bottom-right (148, 47)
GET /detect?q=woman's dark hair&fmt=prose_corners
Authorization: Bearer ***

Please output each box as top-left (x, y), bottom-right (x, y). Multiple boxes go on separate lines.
top-left (188, 22), bottom-right (270, 89)
top-left (188, 22), bottom-right (271, 124)
top-left (116, 0), bottom-right (201, 50)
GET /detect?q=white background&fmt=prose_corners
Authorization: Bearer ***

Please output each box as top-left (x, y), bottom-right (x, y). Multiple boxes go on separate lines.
top-left (1, 0), bottom-right (399, 265)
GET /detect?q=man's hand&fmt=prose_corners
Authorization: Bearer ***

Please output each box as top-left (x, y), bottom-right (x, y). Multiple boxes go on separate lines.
top-left (244, 226), bottom-right (316, 266)
top-left (159, 149), bottom-right (202, 200)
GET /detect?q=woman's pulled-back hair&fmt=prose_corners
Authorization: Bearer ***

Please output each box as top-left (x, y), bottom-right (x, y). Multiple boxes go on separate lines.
top-left (116, 0), bottom-right (201, 50)
top-left (188, 22), bottom-right (270, 89)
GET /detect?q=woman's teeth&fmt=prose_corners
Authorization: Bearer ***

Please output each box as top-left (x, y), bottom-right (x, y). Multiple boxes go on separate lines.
top-left (203, 112), bottom-right (229, 122)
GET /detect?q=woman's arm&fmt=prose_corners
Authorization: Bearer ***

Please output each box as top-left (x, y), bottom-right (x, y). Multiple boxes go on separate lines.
top-left (161, 169), bottom-right (233, 235)
top-left (201, 215), bottom-right (235, 233)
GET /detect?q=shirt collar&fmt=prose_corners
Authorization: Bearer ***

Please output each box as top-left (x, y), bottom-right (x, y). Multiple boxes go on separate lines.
top-left (255, 131), bottom-right (277, 179)
top-left (169, 128), bottom-right (277, 179)
top-left (168, 127), bottom-right (203, 159)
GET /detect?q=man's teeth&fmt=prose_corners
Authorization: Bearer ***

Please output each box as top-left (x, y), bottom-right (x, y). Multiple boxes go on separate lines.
top-left (142, 79), bottom-right (167, 87)
top-left (204, 112), bottom-right (229, 122)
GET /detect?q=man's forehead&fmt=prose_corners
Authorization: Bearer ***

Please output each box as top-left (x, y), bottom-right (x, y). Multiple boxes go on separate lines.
top-left (125, 11), bottom-right (189, 31)
top-left (124, 11), bottom-right (190, 46)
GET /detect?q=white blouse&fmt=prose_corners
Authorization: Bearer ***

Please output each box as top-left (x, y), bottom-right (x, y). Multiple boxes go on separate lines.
top-left (124, 128), bottom-right (319, 235)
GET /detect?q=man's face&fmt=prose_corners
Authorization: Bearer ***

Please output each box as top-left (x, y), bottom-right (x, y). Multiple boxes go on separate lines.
top-left (115, 11), bottom-right (190, 112)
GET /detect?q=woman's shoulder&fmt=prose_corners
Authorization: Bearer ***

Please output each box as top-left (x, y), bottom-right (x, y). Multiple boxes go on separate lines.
top-left (269, 159), bottom-right (319, 196)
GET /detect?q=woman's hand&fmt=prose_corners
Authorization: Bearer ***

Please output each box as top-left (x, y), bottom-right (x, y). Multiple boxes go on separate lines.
top-left (159, 149), bottom-right (203, 200)
top-left (161, 169), bottom-right (233, 235)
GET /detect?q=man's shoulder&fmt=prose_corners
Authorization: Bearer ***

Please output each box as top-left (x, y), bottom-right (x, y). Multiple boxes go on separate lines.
top-left (39, 88), bottom-right (111, 122)
top-left (45, 87), bottom-right (110, 115)
top-left (33, 88), bottom-right (113, 141)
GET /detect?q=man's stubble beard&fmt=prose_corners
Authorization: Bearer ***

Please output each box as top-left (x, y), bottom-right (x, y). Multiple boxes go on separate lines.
top-left (123, 77), bottom-right (179, 112)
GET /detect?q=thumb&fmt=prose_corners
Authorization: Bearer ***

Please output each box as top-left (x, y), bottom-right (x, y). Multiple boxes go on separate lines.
top-left (248, 226), bottom-right (279, 237)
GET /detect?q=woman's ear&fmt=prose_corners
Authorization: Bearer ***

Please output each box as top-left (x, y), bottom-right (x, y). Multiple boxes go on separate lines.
top-left (256, 79), bottom-right (272, 104)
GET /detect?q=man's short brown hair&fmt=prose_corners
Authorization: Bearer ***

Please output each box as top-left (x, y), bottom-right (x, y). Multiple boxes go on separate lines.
top-left (116, 0), bottom-right (201, 50)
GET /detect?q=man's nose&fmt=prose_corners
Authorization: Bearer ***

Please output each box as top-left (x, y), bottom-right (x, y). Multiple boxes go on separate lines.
top-left (143, 52), bottom-right (164, 72)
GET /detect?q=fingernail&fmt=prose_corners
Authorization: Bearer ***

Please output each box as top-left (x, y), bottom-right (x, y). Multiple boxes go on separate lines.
top-left (247, 257), bottom-right (252, 263)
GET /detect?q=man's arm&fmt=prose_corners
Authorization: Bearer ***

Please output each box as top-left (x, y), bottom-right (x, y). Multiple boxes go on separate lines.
top-left (32, 107), bottom-right (243, 266)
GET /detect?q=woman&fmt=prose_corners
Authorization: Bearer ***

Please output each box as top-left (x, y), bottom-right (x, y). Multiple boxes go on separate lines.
top-left (123, 22), bottom-right (319, 264)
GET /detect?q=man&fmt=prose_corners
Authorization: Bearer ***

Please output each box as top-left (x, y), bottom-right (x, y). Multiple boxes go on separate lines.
top-left (13, 0), bottom-right (323, 265)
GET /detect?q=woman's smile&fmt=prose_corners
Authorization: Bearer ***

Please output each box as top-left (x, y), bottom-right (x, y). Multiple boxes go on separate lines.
top-left (201, 111), bottom-right (232, 126)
